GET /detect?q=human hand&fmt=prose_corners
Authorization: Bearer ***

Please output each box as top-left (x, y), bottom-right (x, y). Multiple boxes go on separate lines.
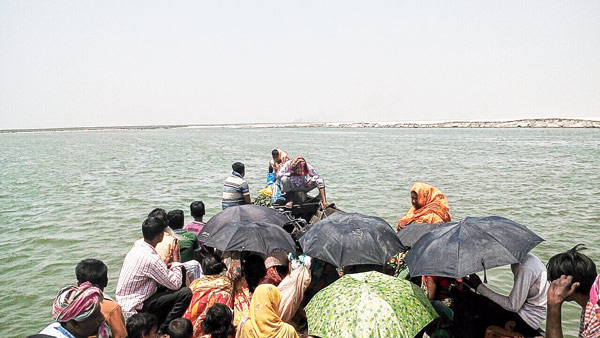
top-left (305, 180), bottom-right (315, 187)
top-left (464, 274), bottom-right (482, 289)
top-left (172, 240), bottom-right (181, 263)
top-left (548, 275), bottom-right (579, 307)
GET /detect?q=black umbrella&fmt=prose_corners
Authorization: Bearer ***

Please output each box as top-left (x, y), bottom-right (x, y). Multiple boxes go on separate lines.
top-left (299, 212), bottom-right (406, 267)
top-left (199, 220), bottom-right (296, 254)
top-left (397, 223), bottom-right (451, 247)
top-left (405, 216), bottom-right (543, 279)
top-left (203, 205), bottom-right (291, 238)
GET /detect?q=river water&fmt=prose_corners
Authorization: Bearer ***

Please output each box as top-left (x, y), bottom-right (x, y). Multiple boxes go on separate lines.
top-left (1, 127), bottom-right (598, 337)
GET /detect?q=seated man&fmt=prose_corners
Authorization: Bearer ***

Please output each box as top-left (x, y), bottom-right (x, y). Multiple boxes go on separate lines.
top-left (126, 313), bottom-right (159, 338)
top-left (269, 148), bottom-right (290, 174)
top-left (546, 244), bottom-right (599, 338)
top-left (168, 209), bottom-right (203, 280)
top-left (454, 253), bottom-right (549, 338)
top-left (167, 209), bottom-right (199, 263)
top-left (38, 282), bottom-right (108, 338)
top-left (116, 217), bottom-right (192, 333)
top-left (75, 259), bottom-right (127, 338)
top-left (276, 157), bottom-right (328, 208)
top-left (184, 201), bottom-right (205, 236)
top-left (222, 162), bottom-right (251, 210)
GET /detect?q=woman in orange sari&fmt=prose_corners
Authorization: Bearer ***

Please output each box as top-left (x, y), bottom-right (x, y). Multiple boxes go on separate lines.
top-left (396, 182), bottom-right (451, 231)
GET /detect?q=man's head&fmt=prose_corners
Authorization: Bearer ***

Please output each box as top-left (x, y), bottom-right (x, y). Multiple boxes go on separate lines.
top-left (547, 244), bottom-right (597, 297)
top-left (167, 318), bottom-right (193, 338)
top-left (126, 313), bottom-right (159, 338)
top-left (142, 217), bottom-right (166, 243)
top-left (167, 210), bottom-right (185, 230)
top-left (272, 149), bottom-right (280, 161)
top-left (190, 201), bottom-right (205, 221)
top-left (147, 208), bottom-right (168, 227)
top-left (232, 162), bottom-right (245, 177)
top-left (75, 259), bottom-right (108, 291)
top-left (52, 282), bottom-right (105, 338)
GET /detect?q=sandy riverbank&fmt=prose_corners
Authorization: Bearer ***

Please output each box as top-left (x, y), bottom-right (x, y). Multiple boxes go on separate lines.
top-left (2, 118), bottom-right (599, 133)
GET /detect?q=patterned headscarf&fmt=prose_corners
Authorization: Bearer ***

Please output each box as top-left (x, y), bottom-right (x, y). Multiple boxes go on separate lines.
top-left (290, 158), bottom-right (308, 176)
top-left (52, 282), bottom-right (103, 322)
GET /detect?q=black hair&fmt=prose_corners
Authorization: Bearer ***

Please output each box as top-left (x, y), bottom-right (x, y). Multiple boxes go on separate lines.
top-left (167, 209), bottom-right (185, 230)
top-left (275, 265), bottom-right (289, 277)
top-left (167, 318), bottom-right (193, 338)
top-left (148, 208), bottom-right (168, 225)
top-left (75, 259), bottom-right (108, 290)
top-left (26, 335), bottom-right (55, 338)
top-left (190, 201), bottom-right (205, 218)
top-left (202, 304), bottom-right (235, 338)
top-left (271, 149), bottom-right (279, 157)
top-left (242, 254), bottom-right (266, 293)
top-left (142, 217), bottom-right (166, 241)
top-left (201, 253), bottom-right (227, 276)
top-left (547, 244), bottom-right (597, 295)
top-left (232, 162), bottom-right (245, 175)
top-left (126, 313), bottom-right (158, 338)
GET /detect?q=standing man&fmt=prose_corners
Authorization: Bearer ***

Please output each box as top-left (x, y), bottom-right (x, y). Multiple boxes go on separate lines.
top-left (222, 162), bottom-right (251, 209)
top-left (116, 217), bottom-right (192, 333)
top-left (276, 157), bottom-right (328, 208)
top-left (269, 149), bottom-right (290, 174)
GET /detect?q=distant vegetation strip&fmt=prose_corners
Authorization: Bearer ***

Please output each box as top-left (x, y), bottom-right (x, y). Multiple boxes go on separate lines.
top-left (2, 118), bottom-right (599, 133)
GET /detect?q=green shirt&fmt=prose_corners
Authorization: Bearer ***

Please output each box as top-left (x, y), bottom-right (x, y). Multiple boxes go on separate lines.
top-left (174, 229), bottom-right (199, 262)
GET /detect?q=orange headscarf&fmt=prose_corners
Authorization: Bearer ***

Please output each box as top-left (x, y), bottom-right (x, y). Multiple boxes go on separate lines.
top-left (396, 182), bottom-right (451, 231)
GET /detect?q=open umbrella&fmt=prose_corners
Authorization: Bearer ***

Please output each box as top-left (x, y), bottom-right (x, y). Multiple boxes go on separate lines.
top-left (396, 222), bottom-right (450, 247)
top-left (299, 212), bottom-right (405, 267)
top-left (203, 204), bottom-right (291, 238)
top-left (305, 271), bottom-right (437, 338)
top-left (199, 220), bottom-right (296, 255)
top-left (405, 216), bottom-right (543, 278)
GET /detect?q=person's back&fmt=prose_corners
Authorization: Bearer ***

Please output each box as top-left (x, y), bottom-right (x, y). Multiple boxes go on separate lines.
top-left (222, 162), bottom-right (250, 209)
top-left (185, 201), bottom-right (206, 236)
top-left (168, 209), bottom-right (199, 263)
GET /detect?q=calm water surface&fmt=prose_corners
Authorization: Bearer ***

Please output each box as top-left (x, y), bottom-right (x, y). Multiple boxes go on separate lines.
top-left (1, 127), bottom-right (598, 337)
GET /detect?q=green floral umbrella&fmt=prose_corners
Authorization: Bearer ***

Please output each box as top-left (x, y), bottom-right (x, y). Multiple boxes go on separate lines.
top-left (305, 271), bottom-right (437, 338)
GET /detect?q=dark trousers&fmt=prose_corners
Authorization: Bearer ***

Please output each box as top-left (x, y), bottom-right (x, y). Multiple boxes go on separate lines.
top-left (452, 291), bottom-right (540, 338)
top-left (141, 286), bottom-right (192, 332)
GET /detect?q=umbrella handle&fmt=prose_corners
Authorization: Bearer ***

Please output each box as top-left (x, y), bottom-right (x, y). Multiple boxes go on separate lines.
top-left (481, 259), bottom-right (488, 284)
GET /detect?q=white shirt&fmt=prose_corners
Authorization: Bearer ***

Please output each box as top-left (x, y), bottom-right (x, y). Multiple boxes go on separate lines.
top-left (477, 253), bottom-right (549, 329)
top-left (39, 322), bottom-right (76, 338)
top-left (115, 240), bottom-right (183, 317)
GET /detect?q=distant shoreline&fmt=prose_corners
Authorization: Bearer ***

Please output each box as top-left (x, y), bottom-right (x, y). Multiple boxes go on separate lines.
top-left (2, 118), bottom-right (599, 133)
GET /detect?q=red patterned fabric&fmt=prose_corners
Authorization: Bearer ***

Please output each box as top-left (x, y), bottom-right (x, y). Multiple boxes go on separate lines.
top-left (183, 275), bottom-right (234, 338)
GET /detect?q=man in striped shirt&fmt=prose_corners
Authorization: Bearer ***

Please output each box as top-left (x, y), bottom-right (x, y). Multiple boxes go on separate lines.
top-left (222, 162), bottom-right (251, 209)
top-left (116, 217), bottom-right (192, 333)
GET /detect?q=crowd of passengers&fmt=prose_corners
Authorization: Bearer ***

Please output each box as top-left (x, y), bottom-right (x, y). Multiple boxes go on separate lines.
top-left (27, 150), bottom-right (600, 338)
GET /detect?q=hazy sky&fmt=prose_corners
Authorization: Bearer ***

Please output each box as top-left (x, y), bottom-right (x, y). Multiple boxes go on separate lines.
top-left (1, 0), bottom-right (599, 129)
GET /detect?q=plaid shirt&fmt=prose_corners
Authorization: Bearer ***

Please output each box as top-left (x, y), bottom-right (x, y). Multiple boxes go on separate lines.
top-left (580, 300), bottom-right (600, 338)
top-left (115, 240), bottom-right (183, 317)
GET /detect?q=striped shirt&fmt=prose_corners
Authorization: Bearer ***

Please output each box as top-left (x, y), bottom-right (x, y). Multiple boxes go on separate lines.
top-left (115, 240), bottom-right (183, 317)
top-left (580, 300), bottom-right (600, 338)
top-left (222, 171), bottom-right (250, 209)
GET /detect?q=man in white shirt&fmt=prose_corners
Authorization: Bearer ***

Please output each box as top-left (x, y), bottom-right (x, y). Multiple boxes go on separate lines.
top-left (116, 217), bottom-right (192, 333)
top-left (453, 253), bottom-right (549, 338)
